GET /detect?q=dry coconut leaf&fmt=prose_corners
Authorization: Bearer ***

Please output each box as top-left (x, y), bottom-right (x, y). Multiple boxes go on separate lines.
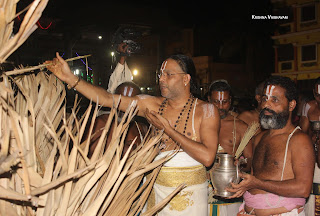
top-left (0, 71), bottom-right (183, 216)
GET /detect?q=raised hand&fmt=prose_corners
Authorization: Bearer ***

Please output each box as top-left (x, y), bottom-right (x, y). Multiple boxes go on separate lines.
top-left (45, 52), bottom-right (74, 83)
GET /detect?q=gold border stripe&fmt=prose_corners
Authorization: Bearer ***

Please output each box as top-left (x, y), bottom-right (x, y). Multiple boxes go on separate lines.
top-left (156, 165), bottom-right (207, 187)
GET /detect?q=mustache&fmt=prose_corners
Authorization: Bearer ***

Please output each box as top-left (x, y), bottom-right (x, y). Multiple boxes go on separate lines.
top-left (261, 108), bottom-right (277, 115)
top-left (159, 82), bottom-right (168, 88)
top-left (218, 109), bottom-right (227, 113)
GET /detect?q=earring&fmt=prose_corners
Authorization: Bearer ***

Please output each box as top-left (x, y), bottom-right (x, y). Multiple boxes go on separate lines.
top-left (184, 83), bottom-right (187, 86)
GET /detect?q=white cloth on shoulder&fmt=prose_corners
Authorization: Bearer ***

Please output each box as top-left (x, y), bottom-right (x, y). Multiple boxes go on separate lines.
top-left (107, 62), bottom-right (133, 93)
top-left (302, 103), bottom-right (311, 118)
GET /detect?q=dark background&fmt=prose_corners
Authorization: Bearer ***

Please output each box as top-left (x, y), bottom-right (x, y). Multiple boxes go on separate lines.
top-left (8, 0), bottom-right (278, 113)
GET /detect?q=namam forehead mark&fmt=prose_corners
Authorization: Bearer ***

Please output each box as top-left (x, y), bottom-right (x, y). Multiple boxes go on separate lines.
top-left (217, 91), bottom-right (226, 105)
top-left (264, 85), bottom-right (276, 101)
top-left (316, 84), bottom-right (320, 94)
top-left (122, 86), bottom-right (134, 97)
top-left (160, 60), bottom-right (167, 73)
top-left (202, 104), bottom-right (215, 119)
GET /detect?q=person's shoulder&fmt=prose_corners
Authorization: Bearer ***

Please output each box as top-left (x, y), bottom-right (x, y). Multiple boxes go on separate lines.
top-left (290, 128), bottom-right (312, 147)
top-left (238, 110), bottom-right (254, 117)
top-left (235, 117), bottom-right (248, 126)
top-left (235, 117), bottom-right (250, 132)
top-left (196, 99), bottom-right (219, 119)
top-left (307, 100), bottom-right (317, 109)
top-left (196, 98), bottom-right (210, 108)
top-left (237, 110), bottom-right (256, 121)
top-left (291, 128), bottom-right (311, 140)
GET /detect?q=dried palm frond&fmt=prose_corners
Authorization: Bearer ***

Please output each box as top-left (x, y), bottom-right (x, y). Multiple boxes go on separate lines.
top-left (0, 1), bottom-right (184, 215)
top-left (4, 55), bottom-right (92, 76)
top-left (0, 70), bottom-right (182, 216)
top-left (0, 0), bottom-right (50, 63)
top-left (235, 121), bottom-right (260, 159)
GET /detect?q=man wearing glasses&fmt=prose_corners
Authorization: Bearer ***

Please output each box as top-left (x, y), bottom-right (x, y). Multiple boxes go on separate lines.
top-left (46, 53), bottom-right (220, 216)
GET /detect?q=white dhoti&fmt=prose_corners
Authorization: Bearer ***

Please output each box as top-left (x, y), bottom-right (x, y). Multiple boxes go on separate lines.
top-left (305, 165), bottom-right (320, 216)
top-left (146, 151), bottom-right (208, 216)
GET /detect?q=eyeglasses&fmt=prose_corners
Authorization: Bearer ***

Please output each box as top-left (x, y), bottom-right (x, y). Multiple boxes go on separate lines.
top-left (157, 72), bottom-right (186, 79)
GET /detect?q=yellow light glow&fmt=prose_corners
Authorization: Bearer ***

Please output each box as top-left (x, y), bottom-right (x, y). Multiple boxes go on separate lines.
top-left (133, 69), bottom-right (138, 76)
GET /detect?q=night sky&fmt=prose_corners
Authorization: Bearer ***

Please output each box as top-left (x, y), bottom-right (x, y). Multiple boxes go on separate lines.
top-left (17, 0), bottom-right (275, 37)
top-left (15, 0), bottom-right (276, 88)
top-left (11, 0), bottom-right (280, 111)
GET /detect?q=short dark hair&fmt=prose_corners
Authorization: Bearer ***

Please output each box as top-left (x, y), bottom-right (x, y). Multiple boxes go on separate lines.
top-left (255, 81), bottom-right (265, 96)
top-left (168, 54), bottom-right (198, 94)
top-left (263, 76), bottom-right (298, 103)
top-left (208, 80), bottom-right (231, 95)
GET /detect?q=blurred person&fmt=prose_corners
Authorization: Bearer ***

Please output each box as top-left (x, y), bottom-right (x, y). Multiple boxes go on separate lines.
top-left (299, 77), bottom-right (320, 216)
top-left (46, 53), bottom-right (220, 216)
top-left (85, 82), bottom-right (148, 158)
top-left (207, 80), bottom-right (253, 216)
top-left (292, 93), bottom-right (308, 126)
top-left (238, 81), bottom-right (265, 126)
top-left (208, 80), bottom-right (253, 169)
top-left (107, 42), bottom-right (133, 93)
top-left (228, 76), bottom-right (314, 216)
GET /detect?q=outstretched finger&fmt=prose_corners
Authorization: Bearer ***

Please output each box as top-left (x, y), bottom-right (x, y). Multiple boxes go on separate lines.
top-left (56, 52), bottom-right (62, 60)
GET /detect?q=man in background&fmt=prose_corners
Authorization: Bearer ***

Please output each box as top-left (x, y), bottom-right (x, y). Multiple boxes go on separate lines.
top-left (299, 77), bottom-right (320, 216)
top-left (238, 81), bottom-right (265, 126)
top-left (207, 80), bottom-right (253, 216)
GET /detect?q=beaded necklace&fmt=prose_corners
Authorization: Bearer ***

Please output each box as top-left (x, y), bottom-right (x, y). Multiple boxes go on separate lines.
top-left (156, 95), bottom-right (195, 149)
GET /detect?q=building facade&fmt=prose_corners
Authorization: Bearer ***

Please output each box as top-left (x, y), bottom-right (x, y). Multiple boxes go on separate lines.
top-left (272, 0), bottom-right (320, 82)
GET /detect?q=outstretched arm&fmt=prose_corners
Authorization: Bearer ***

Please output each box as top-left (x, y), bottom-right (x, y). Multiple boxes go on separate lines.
top-left (45, 52), bottom-right (152, 116)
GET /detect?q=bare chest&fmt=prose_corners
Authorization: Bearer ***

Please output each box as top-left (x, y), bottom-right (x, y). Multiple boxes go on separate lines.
top-left (219, 121), bottom-right (240, 152)
top-left (158, 102), bottom-right (201, 149)
top-left (253, 135), bottom-right (293, 180)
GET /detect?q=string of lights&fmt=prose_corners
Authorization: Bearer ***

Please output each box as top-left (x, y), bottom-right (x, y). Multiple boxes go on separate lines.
top-left (36, 20), bottom-right (52, 30)
top-left (17, 15), bottom-right (52, 30)
top-left (75, 52), bottom-right (92, 70)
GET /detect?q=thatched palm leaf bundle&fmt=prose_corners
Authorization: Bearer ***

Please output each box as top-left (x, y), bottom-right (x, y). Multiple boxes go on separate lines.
top-left (0, 71), bottom-right (182, 216)
top-left (0, 0), bottom-right (184, 215)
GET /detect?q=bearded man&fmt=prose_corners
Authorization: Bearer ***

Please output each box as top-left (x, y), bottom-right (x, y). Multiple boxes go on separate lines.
top-left (227, 76), bottom-right (314, 216)
top-left (46, 53), bottom-right (220, 216)
top-left (299, 77), bottom-right (320, 216)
